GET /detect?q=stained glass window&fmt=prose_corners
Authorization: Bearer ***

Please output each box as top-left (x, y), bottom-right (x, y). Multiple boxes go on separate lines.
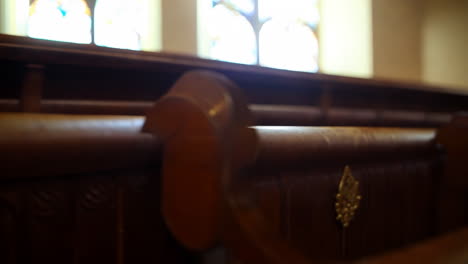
top-left (213, 0), bottom-right (255, 15)
top-left (208, 4), bottom-right (257, 64)
top-left (27, 0), bottom-right (147, 50)
top-left (28, 0), bottom-right (92, 44)
top-left (208, 0), bottom-right (320, 72)
top-left (94, 0), bottom-right (147, 50)
top-left (259, 19), bottom-right (319, 72)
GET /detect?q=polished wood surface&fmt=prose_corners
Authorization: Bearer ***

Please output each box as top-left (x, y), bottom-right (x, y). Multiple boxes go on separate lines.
top-left (0, 113), bottom-right (156, 179)
top-left (0, 99), bottom-right (453, 127)
top-left (0, 115), bottom-right (193, 264)
top-left (1, 35), bottom-right (468, 264)
top-left (359, 227), bottom-right (468, 264)
top-left (144, 70), bottom-right (465, 263)
top-left (2, 34), bottom-right (468, 113)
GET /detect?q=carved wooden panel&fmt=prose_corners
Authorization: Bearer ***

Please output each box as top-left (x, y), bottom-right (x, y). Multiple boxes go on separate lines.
top-left (27, 182), bottom-right (73, 264)
top-left (0, 168), bottom-right (195, 264)
top-left (75, 174), bottom-right (117, 264)
top-left (242, 155), bottom-right (442, 262)
top-left (0, 192), bottom-right (17, 264)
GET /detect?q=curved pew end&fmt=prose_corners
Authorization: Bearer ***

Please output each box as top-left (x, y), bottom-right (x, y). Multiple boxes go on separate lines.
top-left (142, 70), bottom-right (257, 250)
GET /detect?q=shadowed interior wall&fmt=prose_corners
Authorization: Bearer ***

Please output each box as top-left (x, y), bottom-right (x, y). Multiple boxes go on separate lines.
top-left (372, 0), bottom-right (423, 83)
top-left (0, 0), bottom-right (28, 36)
top-left (162, 0), bottom-right (198, 55)
top-left (423, 0), bottom-right (468, 89)
top-left (319, 0), bottom-right (373, 78)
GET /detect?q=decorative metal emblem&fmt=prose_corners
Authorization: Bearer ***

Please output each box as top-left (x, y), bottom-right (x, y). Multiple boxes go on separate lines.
top-left (335, 166), bottom-right (361, 228)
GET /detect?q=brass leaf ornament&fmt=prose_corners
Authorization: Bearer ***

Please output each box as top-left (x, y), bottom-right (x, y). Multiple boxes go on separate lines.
top-left (335, 166), bottom-right (361, 228)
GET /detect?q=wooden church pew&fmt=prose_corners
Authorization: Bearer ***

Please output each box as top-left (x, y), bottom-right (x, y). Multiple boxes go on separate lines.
top-left (147, 71), bottom-right (468, 263)
top-left (0, 99), bottom-right (454, 127)
top-left (1, 71), bottom-right (465, 263)
top-left (1, 35), bottom-right (468, 263)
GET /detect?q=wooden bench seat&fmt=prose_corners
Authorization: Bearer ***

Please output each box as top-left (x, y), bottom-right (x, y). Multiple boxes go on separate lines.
top-left (1, 35), bottom-right (468, 264)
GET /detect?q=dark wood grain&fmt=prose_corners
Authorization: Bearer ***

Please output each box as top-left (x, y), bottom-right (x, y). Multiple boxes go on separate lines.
top-left (2, 34), bottom-right (468, 113)
top-left (0, 99), bottom-right (453, 127)
top-left (1, 36), bottom-right (468, 264)
top-left (0, 114), bottom-right (158, 179)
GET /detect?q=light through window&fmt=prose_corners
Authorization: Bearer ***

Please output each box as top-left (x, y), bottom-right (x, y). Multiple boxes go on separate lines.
top-left (94, 0), bottom-right (147, 50)
top-left (209, 3), bottom-right (257, 65)
top-left (27, 0), bottom-right (146, 50)
top-left (208, 0), bottom-right (319, 72)
top-left (28, 0), bottom-right (92, 44)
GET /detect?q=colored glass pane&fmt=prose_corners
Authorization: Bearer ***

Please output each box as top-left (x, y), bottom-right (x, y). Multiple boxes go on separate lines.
top-left (259, 0), bottom-right (319, 25)
top-left (259, 19), bottom-right (319, 72)
top-left (28, 0), bottom-right (91, 44)
top-left (213, 0), bottom-right (254, 15)
top-left (94, 0), bottom-right (146, 50)
top-left (209, 4), bottom-right (257, 65)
